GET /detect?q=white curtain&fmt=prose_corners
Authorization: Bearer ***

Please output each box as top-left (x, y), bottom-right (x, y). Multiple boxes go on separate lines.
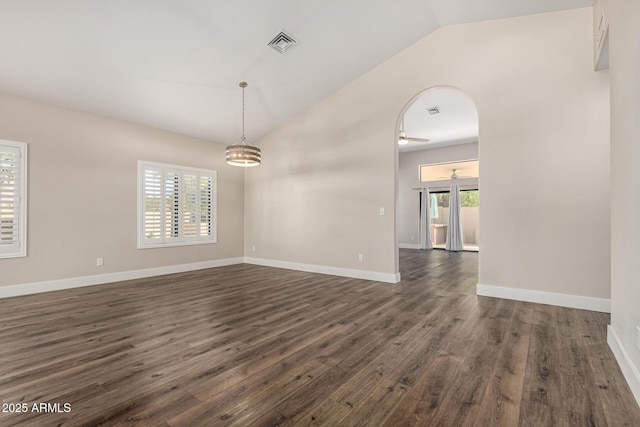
top-left (419, 189), bottom-right (433, 250)
top-left (445, 184), bottom-right (464, 251)
top-left (430, 193), bottom-right (439, 218)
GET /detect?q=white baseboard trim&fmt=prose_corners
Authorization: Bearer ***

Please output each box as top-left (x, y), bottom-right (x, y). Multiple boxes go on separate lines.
top-left (476, 283), bottom-right (611, 313)
top-left (244, 257), bottom-right (401, 284)
top-left (399, 244), bottom-right (421, 249)
top-left (0, 256), bottom-right (402, 300)
top-left (0, 257), bottom-right (245, 299)
top-left (607, 325), bottom-right (640, 407)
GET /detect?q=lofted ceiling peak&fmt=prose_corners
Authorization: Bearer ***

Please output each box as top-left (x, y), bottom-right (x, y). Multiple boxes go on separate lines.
top-left (0, 0), bottom-right (591, 145)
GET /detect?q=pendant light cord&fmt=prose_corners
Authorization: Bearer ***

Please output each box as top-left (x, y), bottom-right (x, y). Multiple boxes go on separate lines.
top-left (240, 81), bottom-right (247, 143)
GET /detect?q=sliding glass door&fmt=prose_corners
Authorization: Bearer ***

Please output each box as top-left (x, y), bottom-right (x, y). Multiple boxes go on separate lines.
top-left (460, 189), bottom-right (479, 250)
top-left (428, 189), bottom-right (478, 251)
top-left (430, 192), bottom-right (449, 248)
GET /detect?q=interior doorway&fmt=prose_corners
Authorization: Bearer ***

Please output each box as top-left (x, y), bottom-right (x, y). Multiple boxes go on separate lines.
top-left (396, 86), bottom-right (479, 266)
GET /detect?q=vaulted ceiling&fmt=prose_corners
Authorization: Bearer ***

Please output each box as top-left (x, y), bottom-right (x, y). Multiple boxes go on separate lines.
top-left (0, 0), bottom-right (591, 145)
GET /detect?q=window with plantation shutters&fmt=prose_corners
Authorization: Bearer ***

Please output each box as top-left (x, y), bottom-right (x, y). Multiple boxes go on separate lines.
top-left (138, 161), bottom-right (216, 248)
top-left (0, 140), bottom-right (27, 258)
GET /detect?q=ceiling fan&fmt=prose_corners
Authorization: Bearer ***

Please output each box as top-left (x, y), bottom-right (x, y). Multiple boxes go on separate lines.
top-left (398, 119), bottom-right (429, 145)
top-left (450, 168), bottom-right (474, 179)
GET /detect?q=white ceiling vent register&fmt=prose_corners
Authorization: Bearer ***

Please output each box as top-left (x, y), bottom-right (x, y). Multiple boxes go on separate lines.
top-left (268, 31), bottom-right (299, 54)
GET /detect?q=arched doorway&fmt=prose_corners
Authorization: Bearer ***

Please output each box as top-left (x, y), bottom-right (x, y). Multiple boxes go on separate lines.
top-left (395, 86), bottom-right (479, 273)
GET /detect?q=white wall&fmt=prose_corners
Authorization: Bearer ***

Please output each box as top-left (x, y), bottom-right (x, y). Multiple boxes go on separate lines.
top-left (608, 0), bottom-right (640, 404)
top-left (0, 91), bottom-right (245, 289)
top-left (398, 142), bottom-right (478, 247)
top-left (246, 8), bottom-right (610, 300)
top-left (243, 93), bottom-right (399, 280)
top-left (471, 11), bottom-right (610, 303)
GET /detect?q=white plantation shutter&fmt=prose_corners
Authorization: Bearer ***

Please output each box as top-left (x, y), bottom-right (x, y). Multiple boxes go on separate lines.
top-left (0, 140), bottom-right (27, 258)
top-left (182, 173), bottom-right (198, 239)
top-left (138, 161), bottom-right (216, 248)
top-left (199, 175), bottom-right (213, 238)
top-left (165, 171), bottom-right (180, 241)
top-left (142, 167), bottom-right (162, 242)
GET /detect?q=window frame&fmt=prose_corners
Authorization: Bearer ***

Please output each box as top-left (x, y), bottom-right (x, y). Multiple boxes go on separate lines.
top-left (0, 139), bottom-right (27, 259)
top-left (137, 160), bottom-right (217, 249)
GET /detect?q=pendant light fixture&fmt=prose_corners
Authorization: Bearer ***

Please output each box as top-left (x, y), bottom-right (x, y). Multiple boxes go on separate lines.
top-left (226, 82), bottom-right (261, 167)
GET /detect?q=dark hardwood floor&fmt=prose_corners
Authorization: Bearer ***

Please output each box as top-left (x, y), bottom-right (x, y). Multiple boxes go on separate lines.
top-left (1, 249), bottom-right (639, 426)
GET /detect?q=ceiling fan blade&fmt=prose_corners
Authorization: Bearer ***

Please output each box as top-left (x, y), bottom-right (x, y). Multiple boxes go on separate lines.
top-left (406, 137), bottom-right (430, 143)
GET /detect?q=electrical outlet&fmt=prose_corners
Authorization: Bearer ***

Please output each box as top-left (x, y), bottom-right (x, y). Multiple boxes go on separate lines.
top-left (379, 207), bottom-right (385, 216)
top-left (252, 245), bottom-right (256, 252)
top-left (358, 254), bottom-right (364, 262)
top-left (96, 257), bottom-right (104, 267)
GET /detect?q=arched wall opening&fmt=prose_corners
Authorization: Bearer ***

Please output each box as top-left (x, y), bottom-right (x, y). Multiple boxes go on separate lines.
top-left (395, 85), bottom-right (479, 275)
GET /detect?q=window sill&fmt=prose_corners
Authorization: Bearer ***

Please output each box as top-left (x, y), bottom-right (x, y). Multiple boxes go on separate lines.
top-left (137, 239), bottom-right (217, 250)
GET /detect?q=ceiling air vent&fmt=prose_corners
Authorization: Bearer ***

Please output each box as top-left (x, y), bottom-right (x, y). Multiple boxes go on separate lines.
top-left (428, 107), bottom-right (440, 115)
top-left (268, 31), bottom-right (298, 55)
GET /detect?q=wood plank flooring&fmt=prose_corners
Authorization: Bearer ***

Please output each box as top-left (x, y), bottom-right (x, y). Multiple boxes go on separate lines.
top-left (0, 249), bottom-right (639, 426)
